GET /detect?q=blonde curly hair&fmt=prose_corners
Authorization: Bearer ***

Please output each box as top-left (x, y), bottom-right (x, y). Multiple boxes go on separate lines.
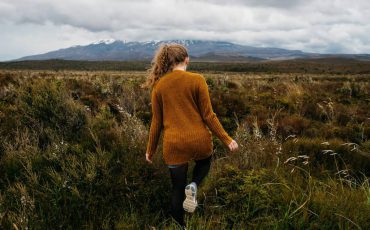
top-left (141, 43), bottom-right (189, 90)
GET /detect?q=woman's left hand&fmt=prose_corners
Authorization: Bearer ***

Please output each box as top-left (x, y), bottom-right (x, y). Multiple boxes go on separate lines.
top-left (146, 153), bottom-right (153, 164)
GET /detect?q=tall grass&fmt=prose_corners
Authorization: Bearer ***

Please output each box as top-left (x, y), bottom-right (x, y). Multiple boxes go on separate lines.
top-left (0, 70), bottom-right (369, 229)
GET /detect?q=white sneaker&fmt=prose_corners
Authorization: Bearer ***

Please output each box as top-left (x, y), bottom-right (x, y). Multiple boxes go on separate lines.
top-left (183, 182), bottom-right (198, 213)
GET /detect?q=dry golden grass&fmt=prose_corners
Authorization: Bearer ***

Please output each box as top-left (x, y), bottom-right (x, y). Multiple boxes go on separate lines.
top-left (0, 69), bottom-right (369, 229)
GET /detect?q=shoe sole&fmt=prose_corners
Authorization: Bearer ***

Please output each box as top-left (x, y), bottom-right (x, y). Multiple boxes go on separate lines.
top-left (183, 184), bottom-right (197, 213)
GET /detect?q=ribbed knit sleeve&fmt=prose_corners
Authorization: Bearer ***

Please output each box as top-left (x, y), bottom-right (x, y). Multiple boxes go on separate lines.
top-left (146, 86), bottom-right (163, 157)
top-left (197, 76), bottom-right (233, 147)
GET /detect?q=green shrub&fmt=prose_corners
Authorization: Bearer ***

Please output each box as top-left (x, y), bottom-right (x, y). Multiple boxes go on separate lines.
top-left (0, 77), bottom-right (171, 229)
top-left (17, 79), bottom-right (87, 146)
top-left (200, 163), bottom-right (370, 229)
top-left (282, 137), bottom-right (370, 177)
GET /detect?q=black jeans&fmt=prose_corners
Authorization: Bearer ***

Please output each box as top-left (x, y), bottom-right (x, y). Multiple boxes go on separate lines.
top-left (168, 155), bottom-right (212, 226)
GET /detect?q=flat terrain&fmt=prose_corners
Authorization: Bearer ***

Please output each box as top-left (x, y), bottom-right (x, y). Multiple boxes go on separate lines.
top-left (1, 57), bottom-right (370, 74)
top-left (0, 67), bottom-right (369, 229)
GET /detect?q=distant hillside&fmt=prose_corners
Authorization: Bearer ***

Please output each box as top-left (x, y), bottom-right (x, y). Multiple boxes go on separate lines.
top-left (11, 39), bottom-right (370, 62)
top-left (12, 39), bottom-right (318, 62)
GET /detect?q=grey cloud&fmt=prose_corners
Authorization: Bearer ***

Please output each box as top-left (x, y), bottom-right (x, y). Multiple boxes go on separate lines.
top-left (199, 0), bottom-right (306, 8)
top-left (0, 0), bottom-right (370, 60)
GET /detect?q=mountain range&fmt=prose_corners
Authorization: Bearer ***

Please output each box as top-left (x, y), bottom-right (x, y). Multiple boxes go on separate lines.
top-left (12, 39), bottom-right (370, 62)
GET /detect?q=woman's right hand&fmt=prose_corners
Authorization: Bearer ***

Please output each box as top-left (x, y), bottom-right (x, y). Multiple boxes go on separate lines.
top-left (228, 139), bottom-right (239, 152)
top-left (145, 152), bottom-right (153, 164)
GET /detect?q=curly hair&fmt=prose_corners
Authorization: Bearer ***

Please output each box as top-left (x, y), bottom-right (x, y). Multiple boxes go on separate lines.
top-left (140, 43), bottom-right (189, 90)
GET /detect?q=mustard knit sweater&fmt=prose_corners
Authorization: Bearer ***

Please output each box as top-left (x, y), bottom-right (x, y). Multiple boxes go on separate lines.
top-left (146, 69), bottom-right (233, 165)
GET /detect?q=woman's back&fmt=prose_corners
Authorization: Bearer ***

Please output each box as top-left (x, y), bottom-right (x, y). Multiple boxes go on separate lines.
top-left (156, 69), bottom-right (205, 134)
top-left (147, 69), bottom-right (233, 165)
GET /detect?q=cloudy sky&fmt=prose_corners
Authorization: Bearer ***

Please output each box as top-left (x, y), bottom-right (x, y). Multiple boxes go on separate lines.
top-left (0, 0), bottom-right (369, 61)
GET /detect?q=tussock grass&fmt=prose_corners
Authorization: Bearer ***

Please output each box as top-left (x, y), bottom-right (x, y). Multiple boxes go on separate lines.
top-left (0, 70), bottom-right (369, 229)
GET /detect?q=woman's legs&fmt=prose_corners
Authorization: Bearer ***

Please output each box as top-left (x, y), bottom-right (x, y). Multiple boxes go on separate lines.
top-left (183, 155), bottom-right (212, 212)
top-left (191, 154), bottom-right (212, 186)
top-left (168, 163), bottom-right (188, 226)
top-left (167, 155), bottom-right (212, 225)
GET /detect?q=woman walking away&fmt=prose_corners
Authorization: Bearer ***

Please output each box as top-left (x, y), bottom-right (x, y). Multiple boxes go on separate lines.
top-left (141, 43), bottom-right (239, 229)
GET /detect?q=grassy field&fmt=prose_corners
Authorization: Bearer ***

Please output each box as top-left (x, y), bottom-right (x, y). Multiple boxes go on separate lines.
top-left (1, 58), bottom-right (370, 74)
top-left (0, 68), bottom-right (369, 229)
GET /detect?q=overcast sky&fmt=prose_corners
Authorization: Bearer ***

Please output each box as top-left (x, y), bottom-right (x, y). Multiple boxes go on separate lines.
top-left (0, 0), bottom-right (369, 61)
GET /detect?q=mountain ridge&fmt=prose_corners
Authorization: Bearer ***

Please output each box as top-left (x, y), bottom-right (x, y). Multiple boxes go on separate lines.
top-left (12, 39), bottom-right (370, 62)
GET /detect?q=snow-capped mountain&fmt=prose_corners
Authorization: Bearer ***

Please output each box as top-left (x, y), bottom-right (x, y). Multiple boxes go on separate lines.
top-left (92, 39), bottom-right (117, 45)
top-left (12, 39), bottom-right (370, 62)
